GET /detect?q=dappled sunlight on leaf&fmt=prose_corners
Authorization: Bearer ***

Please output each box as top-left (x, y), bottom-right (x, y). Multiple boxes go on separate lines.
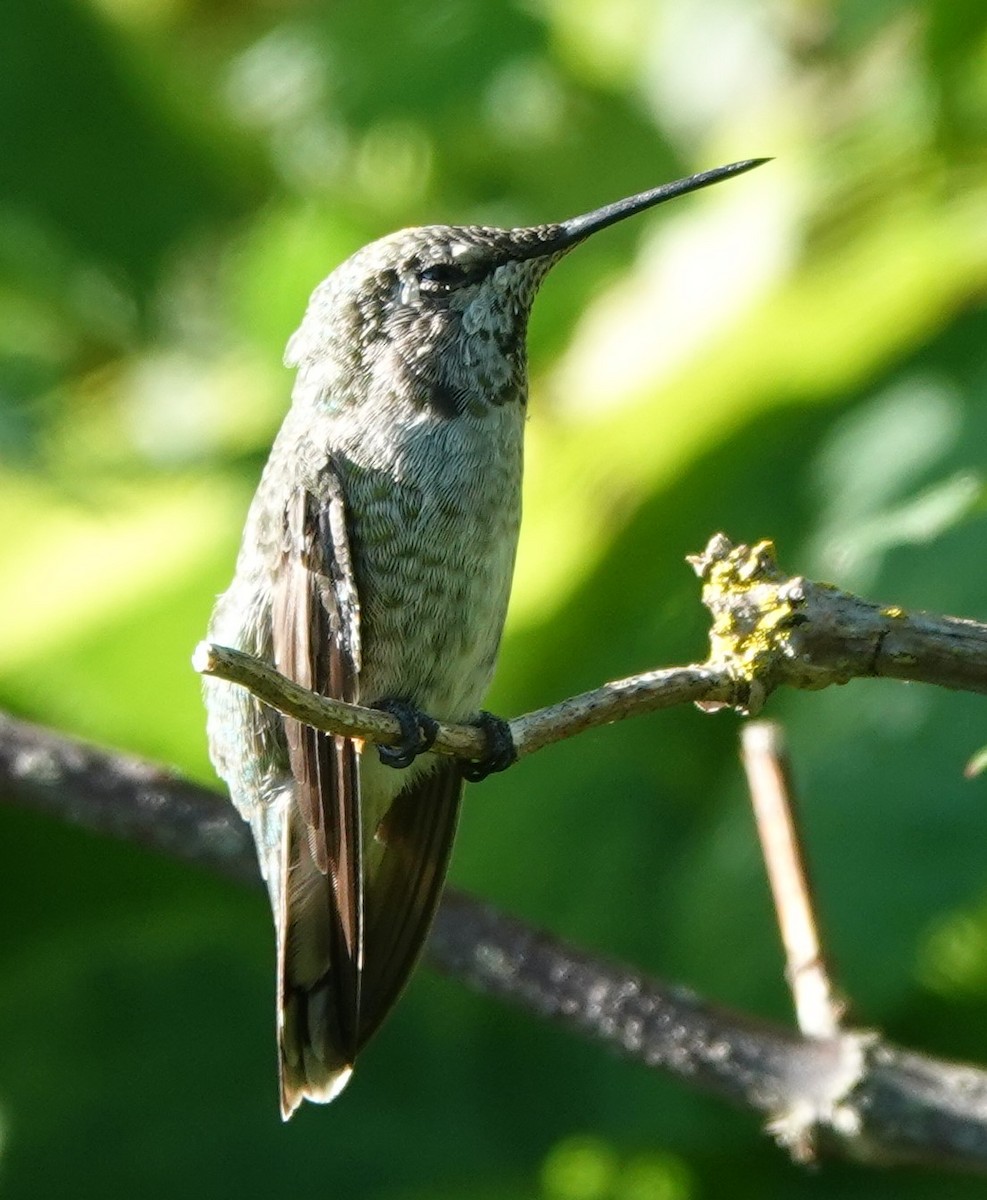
top-left (541, 1135), bottom-right (693, 1200)
top-left (120, 349), bottom-right (283, 463)
top-left (542, 1135), bottom-right (619, 1200)
top-left (918, 897), bottom-right (987, 999)
top-left (807, 377), bottom-right (982, 587)
top-left (0, 474), bottom-right (245, 673)
top-left (484, 56), bottom-right (570, 148)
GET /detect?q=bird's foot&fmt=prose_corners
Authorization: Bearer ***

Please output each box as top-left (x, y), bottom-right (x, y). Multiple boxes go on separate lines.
top-left (460, 711), bottom-right (516, 782)
top-left (371, 699), bottom-right (439, 769)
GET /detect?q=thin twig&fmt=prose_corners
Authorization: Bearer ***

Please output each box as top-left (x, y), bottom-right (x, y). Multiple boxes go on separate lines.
top-left (194, 536), bottom-right (987, 772)
top-left (194, 641), bottom-right (735, 764)
top-left (741, 721), bottom-right (845, 1039)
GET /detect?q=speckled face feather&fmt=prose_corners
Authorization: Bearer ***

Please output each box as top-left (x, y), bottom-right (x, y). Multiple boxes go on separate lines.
top-left (285, 223), bottom-right (568, 418)
top-left (204, 158), bottom-right (767, 1118)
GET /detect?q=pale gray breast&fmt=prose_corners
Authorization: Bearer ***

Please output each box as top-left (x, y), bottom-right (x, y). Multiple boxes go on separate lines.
top-left (331, 399), bottom-right (524, 720)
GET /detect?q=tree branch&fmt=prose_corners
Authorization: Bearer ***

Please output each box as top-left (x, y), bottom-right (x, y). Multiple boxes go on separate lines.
top-left (194, 535), bottom-right (987, 767)
top-left (741, 721), bottom-right (846, 1042)
top-left (693, 534), bottom-right (987, 701)
top-left (193, 641), bottom-right (732, 764)
top-left (4, 711), bottom-right (987, 1175)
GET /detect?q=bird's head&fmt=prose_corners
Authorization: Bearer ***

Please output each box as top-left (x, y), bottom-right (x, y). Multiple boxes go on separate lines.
top-left (287, 159), bottom-right (768, 418)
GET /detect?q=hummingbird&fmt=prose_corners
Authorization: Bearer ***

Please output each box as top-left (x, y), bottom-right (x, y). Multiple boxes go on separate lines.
top-left (203, 157), bottom-right (766, 1118)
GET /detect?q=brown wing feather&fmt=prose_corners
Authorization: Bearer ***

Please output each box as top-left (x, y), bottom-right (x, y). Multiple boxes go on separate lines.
top-left (358, 761), bottom-right (463, 1049)
top-left (271, 479), bottom-right (363, 1116)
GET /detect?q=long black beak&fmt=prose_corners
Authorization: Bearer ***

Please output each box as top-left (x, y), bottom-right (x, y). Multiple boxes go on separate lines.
top-left (525, 158), bottom-right (770, 256)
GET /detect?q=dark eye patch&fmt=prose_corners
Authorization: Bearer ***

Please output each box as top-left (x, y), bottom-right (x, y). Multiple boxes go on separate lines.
top-left (419, 260), bottom-right (487, 293)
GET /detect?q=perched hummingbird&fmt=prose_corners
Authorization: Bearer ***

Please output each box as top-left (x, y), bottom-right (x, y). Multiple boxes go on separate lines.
top-left (204, 157), bottom-right (766, 1118)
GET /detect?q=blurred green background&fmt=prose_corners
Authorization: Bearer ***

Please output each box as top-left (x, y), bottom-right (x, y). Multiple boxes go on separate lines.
top-left (2, 0), bottom-right (987, 1195)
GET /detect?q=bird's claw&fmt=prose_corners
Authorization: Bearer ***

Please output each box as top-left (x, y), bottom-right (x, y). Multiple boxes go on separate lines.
top-left (372, 699), bottom-right (439, 769)
top-left (460, 711), bottom-right (516, 782)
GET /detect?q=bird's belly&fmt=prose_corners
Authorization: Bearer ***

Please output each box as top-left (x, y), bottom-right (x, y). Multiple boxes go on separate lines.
top-left (352, 492), bottom-right (520, 720)
top-left (325, 392), bottom-right (525, 722)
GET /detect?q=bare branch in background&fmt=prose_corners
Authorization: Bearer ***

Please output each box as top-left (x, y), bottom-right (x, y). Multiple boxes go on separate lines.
top-left (741, 721), bottom-right (846, 1041)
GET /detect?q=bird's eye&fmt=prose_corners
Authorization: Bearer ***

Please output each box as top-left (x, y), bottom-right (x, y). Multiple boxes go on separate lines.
top-left (418, 262), bottom-right (483, 294)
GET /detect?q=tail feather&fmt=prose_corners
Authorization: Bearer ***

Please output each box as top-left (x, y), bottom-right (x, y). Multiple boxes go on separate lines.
top-left (276, 812), bottom-right (358, 1120)
top-left (279, 984), bottom-right (353, 1119)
